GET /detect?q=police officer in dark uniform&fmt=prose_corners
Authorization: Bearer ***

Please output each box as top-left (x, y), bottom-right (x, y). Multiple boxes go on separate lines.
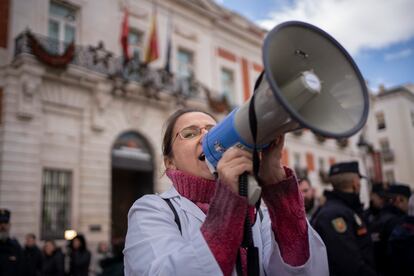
top-left (388, 191), bottom-right (414, 276)
top-left (363, 183), bottom-right (386, 229)
top-left (370, 184), bottom-right (411, 276)
top-left (0, 209), bottom-right (23, 276)
top-left (312, 161), bottom-right (376, 276)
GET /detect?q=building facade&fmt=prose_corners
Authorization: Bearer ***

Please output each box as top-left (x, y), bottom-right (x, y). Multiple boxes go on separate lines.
top-left (0, 0), bottom-right (367, 246)
top-left (363, 85), bottom-right (414, 189)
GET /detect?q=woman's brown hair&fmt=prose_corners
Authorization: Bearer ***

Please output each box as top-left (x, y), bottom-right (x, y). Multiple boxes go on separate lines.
top-left (162, 108), bottom-right (215, 159)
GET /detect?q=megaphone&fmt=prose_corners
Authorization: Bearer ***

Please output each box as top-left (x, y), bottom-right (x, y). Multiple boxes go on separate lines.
top-left (202, 21), bottom-right (369, 176)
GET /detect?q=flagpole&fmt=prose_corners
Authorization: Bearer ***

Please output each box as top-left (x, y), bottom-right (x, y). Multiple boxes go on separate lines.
top-left (164, 10), bottom-right (173, 73)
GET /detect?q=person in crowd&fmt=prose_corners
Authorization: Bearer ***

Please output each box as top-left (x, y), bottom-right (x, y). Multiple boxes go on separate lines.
top-left (0, 209), bottom-right (24, 276)
top-left (100, 237), bottom-right (124, 276)
top-left (388, 193), bottom-right (414, 276)
top-left (363, 183), bottom-right (387, 229)
top-left (312, 161), bottom-right (376, 276)
top-left (298, 178), bottom-right (318, 220)
top-left (42, 239), bottom-right (64, 276)
top-left (370, 183), bottom-right (411, 275)
top-left (68, 234), bottom-right (91, 276)
top-left (23, 233), bottom-right (43, 276)
top-left (92, 241), bottom-right (112, 275)
top-left (124, 108), bottom-right (328, 275)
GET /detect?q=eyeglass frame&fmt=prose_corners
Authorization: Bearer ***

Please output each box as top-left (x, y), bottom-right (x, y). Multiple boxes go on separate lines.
top-left (171, 124), bottom-right (215, 146)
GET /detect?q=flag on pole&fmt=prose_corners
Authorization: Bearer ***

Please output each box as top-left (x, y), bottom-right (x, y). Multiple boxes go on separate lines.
top-left (164, 13), bottom-right (172, 73)
top-left (145, 9), bottom-right (159, 64)
top-left (120, 8), bottom-right (130, 62)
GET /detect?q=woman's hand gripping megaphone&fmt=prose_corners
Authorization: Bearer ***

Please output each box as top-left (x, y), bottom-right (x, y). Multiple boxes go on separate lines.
top-left (215, 134), bottom-right (286, 204)
top-left (259, 134), bottom-right (287, 185)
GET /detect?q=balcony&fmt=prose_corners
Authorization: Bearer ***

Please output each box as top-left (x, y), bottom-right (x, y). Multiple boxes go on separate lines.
top-left (314, 133), bottom-right (327, 143)
top-left (13, 31), bottom-right (231, 110)
top-left (15, 31), bottom-right (123, 76)
top-left (381, 149), bottom-right (395, 163)
top-left (336, 138), bottom-right (349, 148)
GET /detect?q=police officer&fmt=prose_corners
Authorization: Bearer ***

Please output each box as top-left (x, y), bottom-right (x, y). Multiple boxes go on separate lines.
top-left (0, 208), bottom-right (24, 275)
top-left (312, 161), bottom-right (376, 276)
top-left (388, 193), bottom-right (414, 276)
top-left (370, 184), bottom-right (411, 276)
top-left (363, 183), bottom-right (386, 229)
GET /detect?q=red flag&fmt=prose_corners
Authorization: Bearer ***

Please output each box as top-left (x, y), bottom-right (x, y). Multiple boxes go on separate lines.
top-left (145, 12), bottom-right (159, 64)
top-left (120, 9), bottom-right (130, 61)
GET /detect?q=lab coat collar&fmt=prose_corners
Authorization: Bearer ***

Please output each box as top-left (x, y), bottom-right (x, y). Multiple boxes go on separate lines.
top-left (160, 186), bottom-right (206, 222)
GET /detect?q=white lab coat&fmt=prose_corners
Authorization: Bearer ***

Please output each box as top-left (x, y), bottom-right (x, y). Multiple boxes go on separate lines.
top-left (124, 186), bottom-right (328, 276)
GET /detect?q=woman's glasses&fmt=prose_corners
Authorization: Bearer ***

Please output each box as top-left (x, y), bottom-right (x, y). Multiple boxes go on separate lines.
top-left (173, 124), bottom-right (215, 143)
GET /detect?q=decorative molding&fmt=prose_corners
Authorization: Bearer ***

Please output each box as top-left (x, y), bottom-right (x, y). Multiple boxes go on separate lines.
top-left (120, 0), bottom-right (149, 20)
top-left (91, 84), bottom-right (112, 132)
top-left (174, 27), bottom-right (198, 42)
top-left (129, 10), bottom-right (149, 20)
top-left (17, 74), bottom-right (41, 120)
top-left (41, 81), bottom-right (87, 110)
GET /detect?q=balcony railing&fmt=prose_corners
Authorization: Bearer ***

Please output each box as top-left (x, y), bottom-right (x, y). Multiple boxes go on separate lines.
top-left (13, 31), bottom-right (224, 107)
top-left (381, 149), bottom-right (395, 162)
top-left (15, 31), bottom-right (122, 75)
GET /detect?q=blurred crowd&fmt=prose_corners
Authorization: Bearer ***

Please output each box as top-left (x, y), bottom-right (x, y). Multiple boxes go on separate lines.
top-left (0, 211), bottom-right (125, 276)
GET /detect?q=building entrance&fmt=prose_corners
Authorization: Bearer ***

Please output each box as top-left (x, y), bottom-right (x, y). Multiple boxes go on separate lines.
top-left (111, 132), bottom-right (153, 241)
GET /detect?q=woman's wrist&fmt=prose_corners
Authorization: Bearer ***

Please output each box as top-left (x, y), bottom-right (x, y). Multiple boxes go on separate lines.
top-left (260, 165), bottom-right (287, 186)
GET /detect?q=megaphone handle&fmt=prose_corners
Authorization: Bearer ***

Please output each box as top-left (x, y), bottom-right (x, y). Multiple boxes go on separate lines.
top-left (239, 172), bottom-right (248, 197)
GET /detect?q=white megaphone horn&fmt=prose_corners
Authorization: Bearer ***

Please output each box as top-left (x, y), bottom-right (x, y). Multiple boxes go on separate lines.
top-left (202, 21), bottom-right (369, 201)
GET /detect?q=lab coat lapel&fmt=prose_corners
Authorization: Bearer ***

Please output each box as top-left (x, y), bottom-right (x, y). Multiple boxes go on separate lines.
top-left (160, 186), bottom-right (206, 223)
top-left (180, 196), bottom-right (206, 223)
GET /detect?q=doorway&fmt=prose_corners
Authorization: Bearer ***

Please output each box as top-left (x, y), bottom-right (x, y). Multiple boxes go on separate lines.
top-left (111, 131), bottom-right (153, 241)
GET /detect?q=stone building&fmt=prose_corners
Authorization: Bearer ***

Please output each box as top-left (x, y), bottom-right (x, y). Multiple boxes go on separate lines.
top-left (0, 0), bottom-right (368, 246)
top-left (0, 0), bottom-right (266, 245)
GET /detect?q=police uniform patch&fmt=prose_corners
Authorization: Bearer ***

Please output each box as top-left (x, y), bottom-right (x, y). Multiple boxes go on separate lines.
top-left (331, 217), bottom-right (347, 233)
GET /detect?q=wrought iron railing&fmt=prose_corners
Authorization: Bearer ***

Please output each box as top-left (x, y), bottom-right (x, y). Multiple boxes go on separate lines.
top-left (381, 149), bottom-right (395, 162)
top-left (14, 30), bottom-right (210, 105)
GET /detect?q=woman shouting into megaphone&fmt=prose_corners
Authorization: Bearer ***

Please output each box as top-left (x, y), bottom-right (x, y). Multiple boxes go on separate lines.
top-left (124, 108), bottom-right (328, 276)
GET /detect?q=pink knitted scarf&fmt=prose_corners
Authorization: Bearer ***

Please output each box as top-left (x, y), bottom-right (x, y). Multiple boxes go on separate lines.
top-left (166, 169), bottom-right (216, 213)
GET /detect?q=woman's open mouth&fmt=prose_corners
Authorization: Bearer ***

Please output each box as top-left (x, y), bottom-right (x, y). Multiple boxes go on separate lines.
top-left (198, 152), bottom-right (205, 161)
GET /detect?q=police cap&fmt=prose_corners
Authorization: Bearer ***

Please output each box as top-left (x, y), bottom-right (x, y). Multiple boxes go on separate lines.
top-left (388, 184), bottom-right (412, 199)
top-left (329, 161), bottom-right (364, 178)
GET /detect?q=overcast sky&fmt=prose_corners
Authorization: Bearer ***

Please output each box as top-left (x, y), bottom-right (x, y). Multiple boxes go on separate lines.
top-left (215, 0), bottom-right (414, 92)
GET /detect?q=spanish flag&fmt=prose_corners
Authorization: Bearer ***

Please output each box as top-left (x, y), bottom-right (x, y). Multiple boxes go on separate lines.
top-left (145, 11), bottom-right (159, 64)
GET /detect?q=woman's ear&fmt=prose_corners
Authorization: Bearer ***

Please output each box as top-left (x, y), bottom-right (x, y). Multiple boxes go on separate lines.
top-left (164, 156), bottom-right (176, 170)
